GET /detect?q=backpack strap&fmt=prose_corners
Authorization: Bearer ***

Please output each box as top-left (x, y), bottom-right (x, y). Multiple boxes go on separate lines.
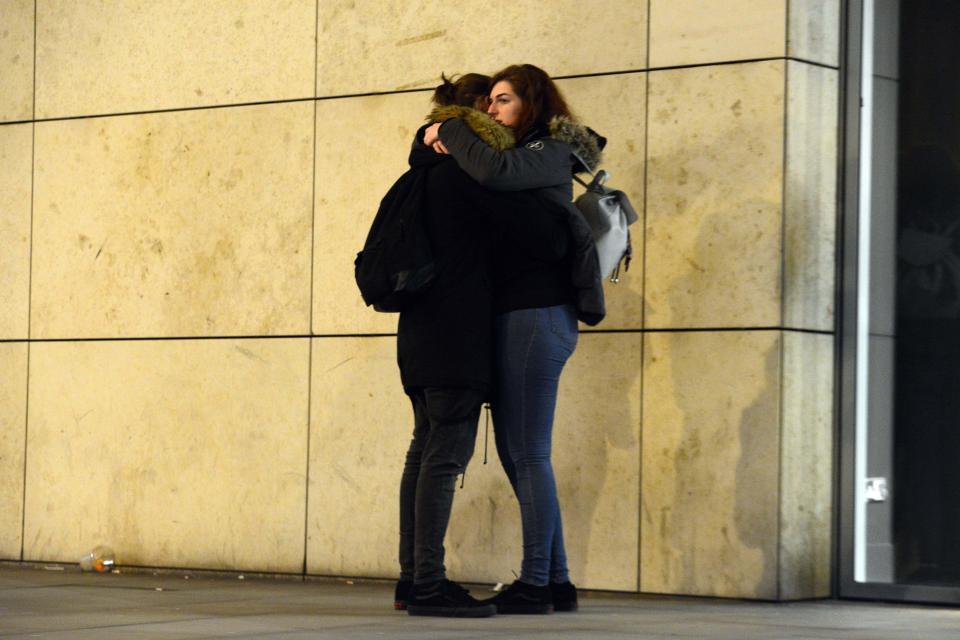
top-left (572, 151), bottom-right (609, 191)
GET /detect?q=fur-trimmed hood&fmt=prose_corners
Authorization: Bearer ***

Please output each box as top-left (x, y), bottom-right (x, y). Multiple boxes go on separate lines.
top-left (428, 105), bottom-right (515, 151)
top-left (548, 116), bottom-right (605, 174)
top-left (428, 107), bottom-right (605, 174)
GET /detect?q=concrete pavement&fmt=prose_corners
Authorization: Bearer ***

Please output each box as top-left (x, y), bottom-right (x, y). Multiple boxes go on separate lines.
top-left (1, 563), bottom-right (958, 639)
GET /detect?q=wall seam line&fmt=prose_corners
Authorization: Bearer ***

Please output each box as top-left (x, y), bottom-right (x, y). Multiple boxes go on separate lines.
top-left (16, 334), bottom-right (398, 342)
top-left (784, 0), bottom-right (791, 60)
top-left (302, 340), bottom-right (314, 578)
top-left (777, 0), bottom-right (791, 601)
top-left (777, 331), bottom-right (787, 601)
top-left (0, 325), bottom-right (838, 345)
top-left (780, 70), bottom-right (791, 344)
top-left (0, 57), bottom-right (845, 128)
top-left (301, 0), bottom-right (320, 580)
top-left (637, 0), bottom-right (652, 595)
top-left (20, 0), bottom-right (38, 563)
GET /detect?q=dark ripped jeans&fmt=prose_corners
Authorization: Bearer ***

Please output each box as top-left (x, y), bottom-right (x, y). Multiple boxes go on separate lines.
top-left (399, 387), bottom-right (483, 584)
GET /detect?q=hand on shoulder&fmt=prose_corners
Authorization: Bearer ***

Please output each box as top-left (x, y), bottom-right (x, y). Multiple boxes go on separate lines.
top-left (423, 122), bottom-right (441, 146)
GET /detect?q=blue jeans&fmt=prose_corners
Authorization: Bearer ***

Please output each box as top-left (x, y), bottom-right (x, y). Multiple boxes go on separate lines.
top-left (492, 304), bottom-right (578, 586)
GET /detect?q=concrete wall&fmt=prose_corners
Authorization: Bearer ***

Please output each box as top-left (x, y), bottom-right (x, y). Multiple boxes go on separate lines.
top-left (0, 0), bottom-right (839, 599)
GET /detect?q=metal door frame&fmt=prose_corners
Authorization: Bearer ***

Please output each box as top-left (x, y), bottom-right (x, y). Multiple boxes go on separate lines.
top-left (837, 0), bottom-right (960, 604)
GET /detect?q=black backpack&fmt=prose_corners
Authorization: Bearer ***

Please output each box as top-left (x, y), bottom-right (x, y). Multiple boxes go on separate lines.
top-left (354, 167), bottom-right (435, 312)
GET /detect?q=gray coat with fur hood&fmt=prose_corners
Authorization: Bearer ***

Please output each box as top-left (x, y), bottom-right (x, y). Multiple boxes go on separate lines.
top-left (432, 106), bottom-right (606, 326)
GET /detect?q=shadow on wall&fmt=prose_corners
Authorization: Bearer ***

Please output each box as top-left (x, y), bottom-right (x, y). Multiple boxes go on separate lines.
top-left (659, 210), bottom-right (780, 598)
top-left (732, 340), bottom-right (779, 597)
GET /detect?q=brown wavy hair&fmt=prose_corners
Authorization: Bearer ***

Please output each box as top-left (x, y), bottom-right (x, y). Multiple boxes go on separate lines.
top-left (432, 73), bottom-right (491, 109)
top-left (489, 64), bottom-right (574, 139)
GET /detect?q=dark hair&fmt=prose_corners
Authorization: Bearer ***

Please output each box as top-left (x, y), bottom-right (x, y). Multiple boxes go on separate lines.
top-left (432, 73), bottom-right (491, 109)
top-left (489, 64), bottom-right (574, 139)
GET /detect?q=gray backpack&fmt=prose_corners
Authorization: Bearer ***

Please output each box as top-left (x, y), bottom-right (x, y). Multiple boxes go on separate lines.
top-left (573, 162), bottom-right (639, 283)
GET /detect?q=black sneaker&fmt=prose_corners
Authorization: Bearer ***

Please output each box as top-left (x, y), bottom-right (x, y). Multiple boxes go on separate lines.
top-left (550, 581), bottom-right (578, 612)
top-left (407, 579), bottom-right (496, 618)
top-left (394, 579), bottom-right (412, 610)
top-left (486, 580), bottom-right (552, 614)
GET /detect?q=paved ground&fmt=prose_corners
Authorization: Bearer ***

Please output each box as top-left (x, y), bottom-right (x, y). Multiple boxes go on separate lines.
top-left (1, 564), bottom-right (958, 639)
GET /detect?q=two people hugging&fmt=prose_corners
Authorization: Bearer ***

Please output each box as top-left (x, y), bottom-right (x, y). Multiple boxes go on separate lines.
top-left (388, 64), bottom-right (606, 617)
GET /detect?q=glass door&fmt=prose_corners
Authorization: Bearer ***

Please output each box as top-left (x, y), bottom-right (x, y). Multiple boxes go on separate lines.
top-left (841, 0), bottom-right (960, 603)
